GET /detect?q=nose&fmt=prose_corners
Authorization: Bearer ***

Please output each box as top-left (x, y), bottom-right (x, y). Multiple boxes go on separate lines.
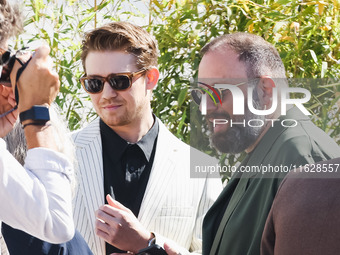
top-left (101, 81), bottom-right (118, 99)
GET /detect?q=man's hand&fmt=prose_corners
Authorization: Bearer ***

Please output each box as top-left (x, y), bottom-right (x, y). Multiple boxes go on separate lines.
top-left (164, 242), bottom-right (181, 255)
top-left (0, 85), bottom-right (18, 137)
top-left (10, 44), bottom-right (60, 113)
top-left (7, 44), bottom-right (60, 150)
top-left (95, 194), bottom-right (153, 254)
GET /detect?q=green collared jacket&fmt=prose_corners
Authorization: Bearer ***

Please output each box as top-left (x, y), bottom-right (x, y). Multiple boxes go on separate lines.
top-left (203, 107), bottom-right (340, 255)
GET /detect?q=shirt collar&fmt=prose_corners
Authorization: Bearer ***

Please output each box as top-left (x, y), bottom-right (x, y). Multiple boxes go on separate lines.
top-left (100, 115), bottom-right (159, 162)
top-left (134, 115), bottom-right (159, 162)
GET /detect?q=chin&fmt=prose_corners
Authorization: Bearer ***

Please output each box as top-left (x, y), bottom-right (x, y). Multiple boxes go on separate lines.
top-left (100, 114), bottom-right (126, 126)
top-left (210, 126), bottom-right (257, 154)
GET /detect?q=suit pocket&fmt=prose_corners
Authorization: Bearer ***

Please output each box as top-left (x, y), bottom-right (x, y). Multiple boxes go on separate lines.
top-left (152, 206), bottom-right (195, 247)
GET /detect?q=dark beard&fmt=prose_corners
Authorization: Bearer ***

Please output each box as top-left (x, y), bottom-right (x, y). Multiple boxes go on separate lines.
top-left (208, 110), bottom-right (265, 154)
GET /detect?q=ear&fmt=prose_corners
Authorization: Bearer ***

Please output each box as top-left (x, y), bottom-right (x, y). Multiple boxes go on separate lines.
top-left (256, 75), bottom-right (276, 108)
top-left (145, 67), bottom-right (159, 91)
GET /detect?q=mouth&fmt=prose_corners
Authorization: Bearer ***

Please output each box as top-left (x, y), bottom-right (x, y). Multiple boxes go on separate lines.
top-left (103, 104), bottom-right (122, 110)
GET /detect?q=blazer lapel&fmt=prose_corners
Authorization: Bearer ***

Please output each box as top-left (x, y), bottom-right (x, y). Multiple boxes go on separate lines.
top-left (138, 120), bottom-right (177, 228)
top-left (74, 118), bottom-right (105, 254)
top-left (209, 173), bottom-right (248, 255)
top-left (246, 109), bottom-right (301, 178)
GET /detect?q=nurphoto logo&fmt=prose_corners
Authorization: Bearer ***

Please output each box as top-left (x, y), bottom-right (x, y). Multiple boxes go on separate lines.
top-left (199, 83), bottom-right (311, 116)
top-left (192, 81), bottom-right (312, 128)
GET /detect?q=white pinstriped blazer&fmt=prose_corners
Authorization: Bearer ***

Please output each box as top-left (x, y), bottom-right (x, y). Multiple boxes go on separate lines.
top-left (72, 118), bottom-right (222, 255)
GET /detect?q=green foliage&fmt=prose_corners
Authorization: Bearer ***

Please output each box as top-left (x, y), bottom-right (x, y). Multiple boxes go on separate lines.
top-left (18, 0), bottom-right (340, 179)
top-left (150, 1), bottom-right (340, 128)
top-left (148, 0), bottom-right (340, 179)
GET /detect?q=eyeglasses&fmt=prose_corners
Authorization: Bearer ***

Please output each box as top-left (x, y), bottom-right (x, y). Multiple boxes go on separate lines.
top-left (191, 79), bottom-right (257, 106)
top-left (79, 69), bottom-right (147, 94)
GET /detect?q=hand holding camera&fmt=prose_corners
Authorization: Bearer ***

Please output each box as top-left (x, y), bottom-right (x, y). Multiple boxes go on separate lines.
top-left (0, 44), bottom-right (59, 139)
top-left (9, 45), bottom-right (60, 114)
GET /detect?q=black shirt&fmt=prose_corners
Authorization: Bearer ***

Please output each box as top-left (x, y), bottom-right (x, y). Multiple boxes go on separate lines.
top-left (100, 117), bottom-right (159, 254)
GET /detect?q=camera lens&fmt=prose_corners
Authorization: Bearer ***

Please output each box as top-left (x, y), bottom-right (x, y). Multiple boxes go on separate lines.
top-left (0, 50), bottom-right (17, 87)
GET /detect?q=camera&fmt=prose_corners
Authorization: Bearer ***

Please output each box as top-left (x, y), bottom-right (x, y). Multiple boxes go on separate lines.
top-left (0, 48), bottom-right (29, 87)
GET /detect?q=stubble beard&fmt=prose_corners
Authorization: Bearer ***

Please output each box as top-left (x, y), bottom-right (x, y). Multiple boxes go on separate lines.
top-left (100, 99), bottom-right (148, 128)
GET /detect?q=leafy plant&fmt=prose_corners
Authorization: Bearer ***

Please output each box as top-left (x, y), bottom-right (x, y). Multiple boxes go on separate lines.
top-left (17, 0), bottom-right (340, 179)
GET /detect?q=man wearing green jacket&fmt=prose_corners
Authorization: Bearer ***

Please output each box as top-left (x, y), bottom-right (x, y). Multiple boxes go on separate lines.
top-left (195, 33), bottom-right (340, 255)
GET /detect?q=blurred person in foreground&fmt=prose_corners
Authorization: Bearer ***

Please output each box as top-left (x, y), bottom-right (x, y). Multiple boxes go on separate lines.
top-left (72, 21), bottom-right (222, 255)
top-left (1, 104), bottom-right (93, 255)
top-left (0, 0), bottom-right (74, 244)
top-left (261, 156), bottom-right (340, 255)
top-left (166, 32), bottom-right (340, 255)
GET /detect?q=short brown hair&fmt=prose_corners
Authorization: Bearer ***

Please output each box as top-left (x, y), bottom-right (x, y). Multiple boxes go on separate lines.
top-left (0, 0), bottom-right (23, 43)
top-left (81, 21), bottom-right (158, 73)
top-left (201, 32), bottom-right (286, 79)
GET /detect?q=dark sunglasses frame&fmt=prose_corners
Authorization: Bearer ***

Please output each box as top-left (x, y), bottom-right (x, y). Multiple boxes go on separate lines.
top-left (79, 69), bottom-right (147, 94)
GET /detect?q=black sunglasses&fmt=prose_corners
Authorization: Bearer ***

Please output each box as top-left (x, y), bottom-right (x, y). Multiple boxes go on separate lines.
top-left (191, 80), bottom-right (257, 106)
top-left (79, 69), bottom-right (147, 94)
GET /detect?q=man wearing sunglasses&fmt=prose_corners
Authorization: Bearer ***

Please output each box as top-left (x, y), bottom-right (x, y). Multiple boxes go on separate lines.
top-left (190, 33), bottom-right (339, 255)
top-left (72, 21), bottom-right (222, 255)
top-left (0, 0), bottom-right (74, 245)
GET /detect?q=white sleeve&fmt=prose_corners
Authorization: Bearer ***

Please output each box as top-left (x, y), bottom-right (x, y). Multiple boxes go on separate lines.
top-left (0, 138), bottom-right (74, 244)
